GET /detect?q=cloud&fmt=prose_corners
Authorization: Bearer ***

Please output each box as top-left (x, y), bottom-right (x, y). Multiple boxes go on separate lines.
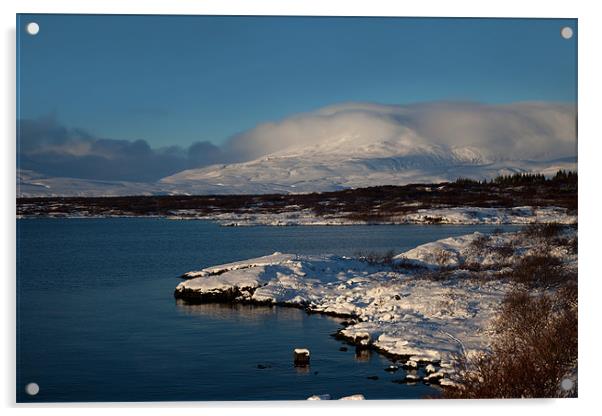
top-left (223, 101), bottom-right (577, 162)
top-left (18, 101), bottom-right (576, 182)
top-left (17, 116), bottom-right (224, 182)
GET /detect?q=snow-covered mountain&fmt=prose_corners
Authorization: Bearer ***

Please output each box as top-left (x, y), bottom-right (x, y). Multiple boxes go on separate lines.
top-left (17, 169), bottom-right (169, 197)
top-left (17, 102), bottom-right (577, 197)
top-left (158, 143), bottom-right (575, 195)
top-left (17, 148), bottom-right (576, 198)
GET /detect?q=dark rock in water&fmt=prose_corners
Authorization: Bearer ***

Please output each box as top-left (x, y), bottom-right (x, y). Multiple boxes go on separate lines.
top-left (294, 348), bottom-right (310, 366)
top-left (314, 371), bottom-right (319, 375)
top-left (384, 365), bottom-right (399, 373)
top-left (256, 364), bottom-right (271, 369)
top-left (352, 332), bottom-right (371, 346)
top-left (423, 373), bottom-right (443, 385)
top-left (367, 375), bottom-right (379, 380)
top-left (339, 346), bottom-right (348, 352)
top-left (174, 285), bottom-right (256, 303)
top-left (392, 375), bottom-right (420, 384)
top-left (402, 360), bottom-right (419, 370)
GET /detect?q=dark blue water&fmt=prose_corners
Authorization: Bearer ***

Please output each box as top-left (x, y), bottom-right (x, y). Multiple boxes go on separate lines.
top-left (16, 218), bottom-right (519, 402)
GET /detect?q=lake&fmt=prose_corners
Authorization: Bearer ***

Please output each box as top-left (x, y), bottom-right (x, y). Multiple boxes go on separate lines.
top-left (16, 218), bottom-right (520, 402)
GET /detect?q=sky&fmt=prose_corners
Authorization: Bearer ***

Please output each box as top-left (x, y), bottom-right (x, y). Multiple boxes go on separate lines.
top-left (17, 15), bottom-right (577, 182)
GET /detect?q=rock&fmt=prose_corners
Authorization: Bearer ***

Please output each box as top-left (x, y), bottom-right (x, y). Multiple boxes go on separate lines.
top-left (307, 394), bottom-right (331, 400)
top-left (425, 364), bottom-right (436, 374)
top-left (256, 364), bottom-right (271, 369)
top-left (294, 348), bottom-right (310, 366)
top-left (339, 346), bottom-right (348, 352)
top-left (439, 378), bottom-right (461, 388)
top-left (353, 332), bottom-right (371, 346)
top-left (402, 360), bottom-right (418, 369)
top-left (384, 365), bottom-right (399, 373)
top-left (392, 374), bottom-right (420, 384)
top-left (423, 371), bottom-right (445, 384)
top-left (340, 394), bottom-right (365, 400)
top-left (174, 285), bottom-right (254, 303)
top-left (367, 375), bottom-right (379, 380)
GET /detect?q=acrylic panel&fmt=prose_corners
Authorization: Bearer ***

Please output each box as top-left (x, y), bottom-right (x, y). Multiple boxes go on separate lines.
top-left (16, 14), bottom-right (577, 402)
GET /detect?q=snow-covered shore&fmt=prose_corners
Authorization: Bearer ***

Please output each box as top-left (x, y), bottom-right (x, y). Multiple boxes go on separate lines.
top-left (168, 206), bottom-right (576, 226)
top-left (175, 227), bottom-right (577, 385)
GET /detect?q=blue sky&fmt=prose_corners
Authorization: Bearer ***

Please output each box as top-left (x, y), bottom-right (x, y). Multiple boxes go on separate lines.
top-left (16, 15), bottom-right (577, 181)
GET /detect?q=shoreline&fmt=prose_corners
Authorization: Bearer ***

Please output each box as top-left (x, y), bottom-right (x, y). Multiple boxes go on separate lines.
top-left (173, 226), bottom-right (577, 387)
top-left (17, 205), bottom-right (577, 227)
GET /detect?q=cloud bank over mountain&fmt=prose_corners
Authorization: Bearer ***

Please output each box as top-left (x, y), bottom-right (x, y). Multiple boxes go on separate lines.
top-left (17, 101), bottom-right (576, 186)
top-left (223, 101), bottom-right (576, 162)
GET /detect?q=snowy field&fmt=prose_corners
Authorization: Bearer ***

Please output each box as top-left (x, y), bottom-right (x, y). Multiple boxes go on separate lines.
top-left (168, 206), bottom-right (576, 227)
top-left (175, 227), bottom-right (577, 387)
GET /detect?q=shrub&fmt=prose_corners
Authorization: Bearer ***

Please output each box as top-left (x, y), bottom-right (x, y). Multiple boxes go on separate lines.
top-left (490, 242), bottom-right (515, 261)
top-left (444, 289), bottom-right (577, 398)
top-left (433, 248), bottom-right (454, 267)
top-left (423, 216), bottom-right (444, 224)
top-left (523, 222), bottom-right (565, 240)
top-left (355, 250), bottom-right (395, 265)
top-left (469, 234), bottom-right (490, 254)
top-left (568, 237), bottom-right (578, 255)
top-left (509, 251), bottom-right (566, 288)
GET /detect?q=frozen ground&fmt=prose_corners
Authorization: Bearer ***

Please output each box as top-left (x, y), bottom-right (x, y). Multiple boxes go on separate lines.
top-left (175, 227), bottom-right (577, 385)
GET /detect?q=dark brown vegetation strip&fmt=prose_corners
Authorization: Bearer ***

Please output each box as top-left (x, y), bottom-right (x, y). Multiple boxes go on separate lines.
top-left (17, 171), bottom-right (577, 219)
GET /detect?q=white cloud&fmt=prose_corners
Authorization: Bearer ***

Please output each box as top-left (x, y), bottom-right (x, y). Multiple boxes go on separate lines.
top-left (224, 101), bottom-right (576, 162)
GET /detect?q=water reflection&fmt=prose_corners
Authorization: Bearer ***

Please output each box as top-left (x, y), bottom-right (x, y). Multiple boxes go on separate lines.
top-left (355, 347), bottom-right (371, 362)
top-left (175, 300), bottom-right (345, 326)
top-left (294, 365), bottom-right (311, 374)
top-left (176, 300), bottom-right (292, 320)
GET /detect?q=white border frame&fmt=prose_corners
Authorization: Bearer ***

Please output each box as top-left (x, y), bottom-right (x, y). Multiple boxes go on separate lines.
top-left (2, 1), bottom-right (600, 415)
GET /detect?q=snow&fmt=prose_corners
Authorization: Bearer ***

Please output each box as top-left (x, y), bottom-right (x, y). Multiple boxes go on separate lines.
top-left (158, 139), bottom-right (576, 196)
top-left (176, 227), bottom-right (577, 386)
top-left (294, 348), bottom-right (310, 356)
top-left (339, 394), bottom-right (365, 400)
top-left (398, 206), bottom-right (575, 225)
top-left (177, 248), bottom-right (506, 362)
top-left (18, 136), bottom-right (576, 198)
top-left (307, 394), bottom-right (331, 400)
top-left (172, 206), bottom-right (576, 227)
top-left (182, 252), bottom-right (295, 278)
top-left (307, 394), bottom-right (365, 400)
